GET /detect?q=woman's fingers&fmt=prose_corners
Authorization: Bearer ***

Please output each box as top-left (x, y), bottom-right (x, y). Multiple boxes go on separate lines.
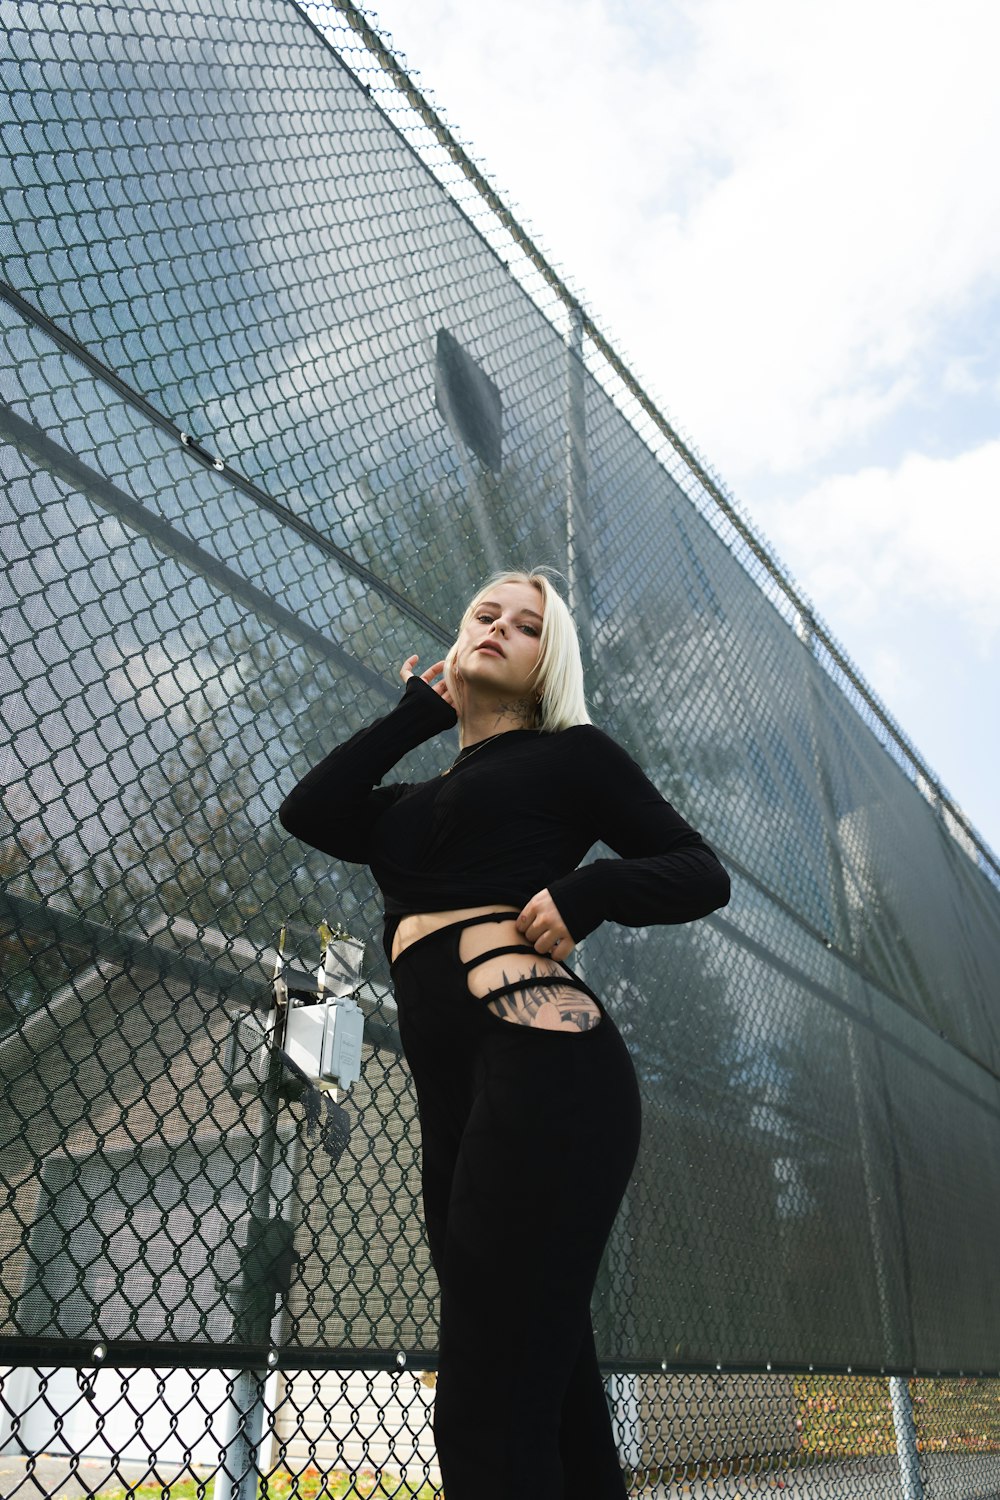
top-left (422, 659), bottom-right (456, 706)
top-left (423, 658), bottom-right (448, 683)
top-left (400, 655), bottom-right (445, 682)
top-left (516, 891), bottom-right (575, 957)
top-left (399, 656), bottom-right (456, 707)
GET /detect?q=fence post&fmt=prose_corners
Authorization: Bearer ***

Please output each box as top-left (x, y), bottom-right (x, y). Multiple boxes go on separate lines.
top-left (215, 1014), bottom-right (286, 1500)
top-left (889, 1376), bottom-right (924, 1500)
top-left (216, 1368), bottom-right (270, 1500)
top-left (565, 302), bottom-right (586, 627)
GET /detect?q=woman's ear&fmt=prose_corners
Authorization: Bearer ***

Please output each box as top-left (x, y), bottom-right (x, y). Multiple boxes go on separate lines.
top-left (443, 645), bottom-right (462, 706)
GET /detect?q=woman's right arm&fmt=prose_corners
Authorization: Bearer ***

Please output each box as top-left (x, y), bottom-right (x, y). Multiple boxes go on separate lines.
top-left (278, 667), bottom-right (457, 862)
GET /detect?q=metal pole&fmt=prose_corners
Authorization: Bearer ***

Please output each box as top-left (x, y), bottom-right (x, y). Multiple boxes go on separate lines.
top-left (216, 1367), bottom-right (270, 1500)
top-left (800, 615), bottom-right (922, 1498)
top-left (605, 1190), bottom-right (642, 1474)
top-left (565, 302), bottom-right (590, 996)
top-left (889, 1376), bottom-right (924, 1500)
top-left (565, 303), bottom-right (585, 626)
top-left (799, 616), bottom-right (903, 1361)
top-left (215, 1013), bottom-right (285, 1500)
top-left (844, 1021), bottom-right (896, 1358)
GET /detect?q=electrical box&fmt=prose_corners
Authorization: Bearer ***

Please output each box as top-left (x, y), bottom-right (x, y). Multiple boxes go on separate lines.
top-left (283, 996), bottom-right (364, 1091)
top-left (273, 921), bottom-right (366, 1093)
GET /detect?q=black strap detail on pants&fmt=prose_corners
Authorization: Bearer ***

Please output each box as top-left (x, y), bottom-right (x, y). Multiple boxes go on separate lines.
top-left (461, 943), bottom-right (540, 972)
top-left (448, 911), bottom-right (522, 932)
top-left (477, 973), bottom-right (594, 1008)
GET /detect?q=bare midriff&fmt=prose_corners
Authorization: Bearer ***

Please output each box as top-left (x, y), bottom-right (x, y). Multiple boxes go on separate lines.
top-left (390, 903), bottom-right (520, 963)
top-left (390, 904), bottom-right (602, 1033)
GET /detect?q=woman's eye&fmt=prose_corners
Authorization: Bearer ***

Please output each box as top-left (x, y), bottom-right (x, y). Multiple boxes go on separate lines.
top-left (472, 611), bottom-right (535, 634)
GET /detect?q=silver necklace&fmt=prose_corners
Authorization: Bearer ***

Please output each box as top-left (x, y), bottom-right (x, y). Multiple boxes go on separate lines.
top-left (439, 731), bottom-right (508, 776)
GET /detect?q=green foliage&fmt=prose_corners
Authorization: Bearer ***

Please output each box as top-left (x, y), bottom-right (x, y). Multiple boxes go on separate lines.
top-left (793, 1375), bottom-right (1000, 1457)
top-left (93, 1467), bottom-right (440, 1499)
top-left (793, 1374), bottom-right (896, 1457)
top-left (2, 618), bottom-right (392, 1020)
top-left (910, 1376), bottom-right (1000, 1453)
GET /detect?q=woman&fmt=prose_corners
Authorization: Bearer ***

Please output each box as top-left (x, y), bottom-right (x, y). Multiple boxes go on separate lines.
top-left (278, 568), bottom-right (730, 1500)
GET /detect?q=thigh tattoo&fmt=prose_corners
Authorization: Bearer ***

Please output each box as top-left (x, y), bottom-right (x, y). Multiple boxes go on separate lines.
top-left (485, 968), bottom-right (602, 1032)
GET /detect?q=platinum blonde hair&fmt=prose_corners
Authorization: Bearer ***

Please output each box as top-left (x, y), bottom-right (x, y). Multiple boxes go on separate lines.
top-left (444, 568), bottom-right (591, 732)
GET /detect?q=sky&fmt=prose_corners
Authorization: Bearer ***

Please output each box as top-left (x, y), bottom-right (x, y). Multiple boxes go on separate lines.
top-left (361, 0), bottom-right (1000, 859)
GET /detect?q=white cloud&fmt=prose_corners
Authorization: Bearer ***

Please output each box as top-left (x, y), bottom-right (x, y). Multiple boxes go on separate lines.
top-left (942, 358), bottom-right (987, 396)
top-left (757, 440), bottom-right (1000, 651)
top-left (366, 0), bottom-right (1000, 482)
top-left (605, 0), bottom-right (1000, 477)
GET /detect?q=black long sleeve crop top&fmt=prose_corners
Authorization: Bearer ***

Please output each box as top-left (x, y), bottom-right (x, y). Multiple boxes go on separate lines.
top-left (278, 675), bottom-right (730, 944)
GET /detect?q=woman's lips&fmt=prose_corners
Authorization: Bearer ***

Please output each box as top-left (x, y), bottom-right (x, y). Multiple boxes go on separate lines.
top-left (476, 644), bottom-right (505, 657)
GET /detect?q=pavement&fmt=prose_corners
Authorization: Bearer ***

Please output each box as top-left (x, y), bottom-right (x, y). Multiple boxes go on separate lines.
top-left (0, 1453), bottom-right (213, 1498)
top-left (3, 1451), bottom-right (999, 1500)
top-left (0, 1450), bottom-right (872, 1499)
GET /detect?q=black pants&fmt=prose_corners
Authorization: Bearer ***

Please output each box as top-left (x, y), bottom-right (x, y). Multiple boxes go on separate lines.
top-left (387, 912), bottom-right (642, 1500)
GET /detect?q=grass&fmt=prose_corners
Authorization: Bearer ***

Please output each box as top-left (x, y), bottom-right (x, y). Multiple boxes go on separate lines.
top-left (792, 1374), bottom-right (897, 1458)
top-left (793, 1375), bottom-right (1000, 1458)
top-left (910, 1377), bottom-right (1000, 1454)
top-left (92, 1469), bottom-right (440, 1499)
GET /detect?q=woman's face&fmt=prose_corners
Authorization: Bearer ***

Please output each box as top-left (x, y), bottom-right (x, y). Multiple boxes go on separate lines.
top-left (452, 580), bottom-right (544, 707)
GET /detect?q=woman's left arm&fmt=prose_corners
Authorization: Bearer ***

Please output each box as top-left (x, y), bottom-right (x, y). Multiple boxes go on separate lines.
top-left (545, 727), bottom-right (731, 944)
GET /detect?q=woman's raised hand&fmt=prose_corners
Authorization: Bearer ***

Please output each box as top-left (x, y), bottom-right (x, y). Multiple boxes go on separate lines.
top-left (516, 889), bottom-right (576, 959)
top-left (400, 655), bottom-right (456, 710)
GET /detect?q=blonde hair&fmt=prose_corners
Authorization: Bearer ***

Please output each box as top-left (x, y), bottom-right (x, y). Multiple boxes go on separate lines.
top-left (444, 568), bottom-right (591, 732)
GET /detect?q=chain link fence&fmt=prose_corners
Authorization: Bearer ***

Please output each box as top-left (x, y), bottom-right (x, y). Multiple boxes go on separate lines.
top-left (1, 1367), bottom-right (1000, 1497)
top-left (1, 0), bottom-right (999, 1495)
